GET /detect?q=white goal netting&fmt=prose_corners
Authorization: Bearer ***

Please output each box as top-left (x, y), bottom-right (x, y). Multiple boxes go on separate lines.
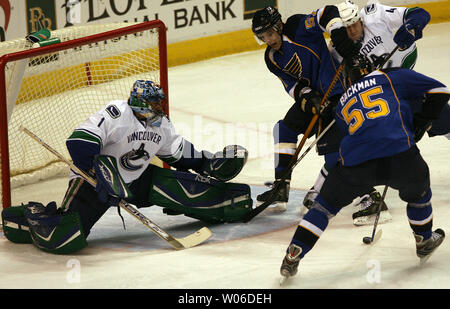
top-left (0, 21), bottom-right (167, 208)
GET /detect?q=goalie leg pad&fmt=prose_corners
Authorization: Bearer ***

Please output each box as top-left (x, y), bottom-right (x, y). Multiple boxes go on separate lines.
top-left (130, 165), bottom-right (253, 223)
top-left (1, 204), bottom-right (32, 244)
top-left (25, 202), bottom-right (88, 254)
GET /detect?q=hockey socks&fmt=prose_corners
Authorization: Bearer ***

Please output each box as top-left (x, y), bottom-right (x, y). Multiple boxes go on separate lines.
top-left (407, 189), bottom-right (433, 240)
top-left (273, 120), bottom-right (299, 179)
top-left (289, 194), bottom-right (340, 258)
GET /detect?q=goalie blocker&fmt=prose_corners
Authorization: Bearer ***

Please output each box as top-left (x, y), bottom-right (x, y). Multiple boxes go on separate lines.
top-left (2, 149), bottom-right (252, 254)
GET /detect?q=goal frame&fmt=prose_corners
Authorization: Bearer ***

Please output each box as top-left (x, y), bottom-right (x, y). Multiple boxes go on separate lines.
top-left (0, 20), bottom-right (169, 209)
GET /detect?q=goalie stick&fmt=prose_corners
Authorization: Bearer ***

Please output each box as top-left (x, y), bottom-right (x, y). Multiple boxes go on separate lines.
top-left (242, 64), bottom-right (344, 222)
top-left (19, 126), bottom-right (212, 250)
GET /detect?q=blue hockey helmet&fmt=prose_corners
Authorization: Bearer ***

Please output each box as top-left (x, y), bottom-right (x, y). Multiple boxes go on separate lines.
top-left (129, 80), bottom-right (166, 127)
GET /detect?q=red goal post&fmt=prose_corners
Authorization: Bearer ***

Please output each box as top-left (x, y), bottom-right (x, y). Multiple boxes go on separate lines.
top-left (0, 20), bottom-right (169, 210)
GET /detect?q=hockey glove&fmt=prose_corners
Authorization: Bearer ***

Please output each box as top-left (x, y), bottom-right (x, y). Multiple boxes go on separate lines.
top-left (413, 92), bottom-right (450, 142)
top-left (330, 27), bottom-right (361, 59)
top-left (394, 23), bottom-right (418, 50)
top-left (413, 113), bottom-right (432, 142)
top-left (298, 87), bottom-right (323, 115)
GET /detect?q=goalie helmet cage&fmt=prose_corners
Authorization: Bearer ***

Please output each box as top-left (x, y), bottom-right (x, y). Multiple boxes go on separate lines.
top-left (0, 20), bottom-right (169, 209)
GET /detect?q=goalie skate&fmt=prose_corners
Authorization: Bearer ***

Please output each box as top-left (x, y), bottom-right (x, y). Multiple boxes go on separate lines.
top-left (352, 191), bottom-right (392, 226)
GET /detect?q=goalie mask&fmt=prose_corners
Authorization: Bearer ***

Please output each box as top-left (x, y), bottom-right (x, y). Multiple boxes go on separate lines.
top-left (252, 6), bottom-right (282, 45)
top-left (129, 80), bottom-right (166, 127)
top-left (343, 54), bottom-right (374, 88)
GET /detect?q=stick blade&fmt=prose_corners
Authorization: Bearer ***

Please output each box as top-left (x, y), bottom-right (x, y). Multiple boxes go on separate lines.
top-left (172, 227), bottom-right (212, 250)
top-left (372, 229), bottom-right (382, 244)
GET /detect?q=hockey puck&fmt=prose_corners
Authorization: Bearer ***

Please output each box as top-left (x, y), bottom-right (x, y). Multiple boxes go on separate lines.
top-left (362, 237), bottom-right (372, 244)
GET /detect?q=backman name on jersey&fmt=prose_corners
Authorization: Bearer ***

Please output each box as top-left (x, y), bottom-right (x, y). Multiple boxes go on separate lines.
top-left (340, 78), bottom-right (377, 105)
top-left (127, 131), bottom-right (162, 144)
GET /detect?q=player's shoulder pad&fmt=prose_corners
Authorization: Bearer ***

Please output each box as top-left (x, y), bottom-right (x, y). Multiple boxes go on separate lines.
top-left (380, 67), bottom-right (428, 84)
top-left (364, 3), bottom-right (378, 15)
top-left (379, 67), bottom-right (403, 74)
top-left (284, 14), bottom-right (306, 40)
top-left (104, 100), bottom-right (128, 119)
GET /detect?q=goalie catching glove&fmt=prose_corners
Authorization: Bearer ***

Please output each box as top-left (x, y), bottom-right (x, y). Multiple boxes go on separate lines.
top-left (200, 145), bottom-right (248, 182)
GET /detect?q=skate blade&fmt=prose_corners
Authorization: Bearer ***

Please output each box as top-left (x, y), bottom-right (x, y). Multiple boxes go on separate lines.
top-left (353, 211), bottom-right (392, 226)
top-left (272, 202), bottom-right (287, 212)
top-left (257, 201), bottom-right (287, 212)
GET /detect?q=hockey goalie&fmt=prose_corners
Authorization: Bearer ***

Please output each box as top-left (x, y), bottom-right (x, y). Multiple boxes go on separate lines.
top-left (2, 80), bottom-right (252, 254)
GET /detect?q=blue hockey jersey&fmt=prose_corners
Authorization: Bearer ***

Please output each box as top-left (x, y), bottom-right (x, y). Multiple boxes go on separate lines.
top-left (264, 11), bottom-right (345, 99)
top-left (335, 68), bottom-right (449, 166)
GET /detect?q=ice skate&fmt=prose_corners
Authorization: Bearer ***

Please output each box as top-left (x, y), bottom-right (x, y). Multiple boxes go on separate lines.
top-left (414, 229), bottom-right (445, 265)
top-left (280, 244), bottom-right (301, 284)
top-left (257, 180), bottom-right (289, 211)
top-left (352, 191), bottom-right (392, 226)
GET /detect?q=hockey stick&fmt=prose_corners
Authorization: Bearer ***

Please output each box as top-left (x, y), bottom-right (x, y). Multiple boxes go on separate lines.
top-left (375, 46), bottom-right (399, 69)
top-left (242, 64), bottom-right (344, 222)
top-left (19, 125), bottom-right (212, 250)
top-left (362, 185), bottom-right (389, 245)
top-left (359, 47), bottom-right (399, 244)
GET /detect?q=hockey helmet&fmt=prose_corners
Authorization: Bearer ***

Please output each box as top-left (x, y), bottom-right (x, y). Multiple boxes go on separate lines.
top-left (342, 54), bottom-right (374, 87)
top-left (129, 80), bottom-right (166, 127)
top-left (337, 0), bottom-right (361, 27)
top-left (252, 6), bottom-right (282, 44)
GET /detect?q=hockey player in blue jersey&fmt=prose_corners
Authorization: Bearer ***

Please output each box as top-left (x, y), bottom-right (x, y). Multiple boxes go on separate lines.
top-left (252, 6), bottom-right (357, 209)
top-left (323, 0), bottom-right (450, 225)
top-left (279, 55), bottom-right (450, 280)
top-left (251, 6), bottom-right (391, 222)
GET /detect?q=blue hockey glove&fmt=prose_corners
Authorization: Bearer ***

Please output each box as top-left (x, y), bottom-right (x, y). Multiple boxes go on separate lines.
top-left (394, 23), bottom-right (421, 50)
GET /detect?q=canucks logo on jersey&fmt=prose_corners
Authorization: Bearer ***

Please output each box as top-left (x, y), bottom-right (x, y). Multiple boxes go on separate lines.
top-left (120, 143), bottom-right (150, 171)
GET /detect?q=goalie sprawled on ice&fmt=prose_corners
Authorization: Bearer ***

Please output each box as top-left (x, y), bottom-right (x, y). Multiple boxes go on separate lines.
top-left (2, 80), bottom-right (252, 254)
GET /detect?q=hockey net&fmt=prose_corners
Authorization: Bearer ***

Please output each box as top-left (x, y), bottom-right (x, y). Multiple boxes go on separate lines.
top-left (0, 20), bottom-right (168, 209)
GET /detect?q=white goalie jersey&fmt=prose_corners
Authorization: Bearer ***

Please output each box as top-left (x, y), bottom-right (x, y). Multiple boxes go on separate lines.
top-left (67, 100), bottom-right (184, 183)
top-left (333, 3), bottom-right (418, 69)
